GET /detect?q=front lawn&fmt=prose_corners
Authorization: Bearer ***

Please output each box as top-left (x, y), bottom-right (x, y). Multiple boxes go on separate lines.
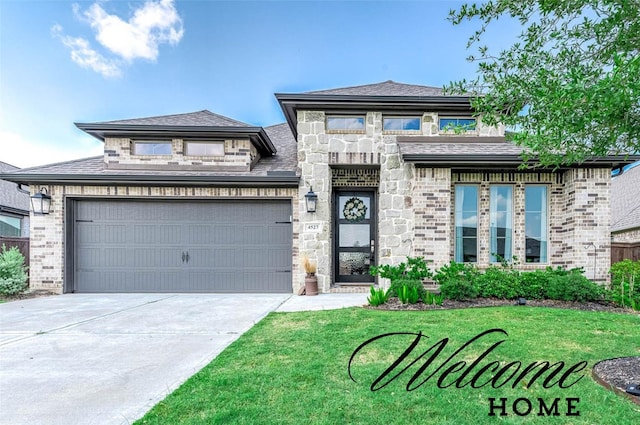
top-left (137, 307), bottom-right (640, 424)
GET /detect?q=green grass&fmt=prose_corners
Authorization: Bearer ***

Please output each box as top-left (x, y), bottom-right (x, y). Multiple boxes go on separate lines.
top-left (137, 307), bottom-right (640, 424)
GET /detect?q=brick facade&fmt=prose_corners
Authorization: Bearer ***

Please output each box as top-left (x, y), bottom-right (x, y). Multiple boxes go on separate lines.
top-left (104, 137), bottom-right (258, 172)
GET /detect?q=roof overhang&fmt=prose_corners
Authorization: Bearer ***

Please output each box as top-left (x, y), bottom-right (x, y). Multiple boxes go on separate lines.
top-left (75, 123), bottom-right (277, 156)
top-left (0, 173), bottom-right (299, 188)
top-left (403, 154), bottom-right (640, 170)
top-left (275, 93), bottom-right (474, 139)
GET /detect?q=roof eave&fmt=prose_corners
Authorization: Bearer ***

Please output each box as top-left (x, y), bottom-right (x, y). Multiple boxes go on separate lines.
top-left (74, 123), bottom-right (278, 156)
top-left (402, 154), bottom-right (638, 170)
top-left (0, 173), bottom-right (299, 188)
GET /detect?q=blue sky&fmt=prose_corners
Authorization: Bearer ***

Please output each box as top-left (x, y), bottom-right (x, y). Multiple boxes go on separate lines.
top-left (0, 0), bottom-right (520, 168)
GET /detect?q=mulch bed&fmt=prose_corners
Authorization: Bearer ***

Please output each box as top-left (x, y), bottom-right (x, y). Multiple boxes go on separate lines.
top-left (366, 297), bottom-right (640, 314)
top-left (367, 297), bottom-right (640, 405)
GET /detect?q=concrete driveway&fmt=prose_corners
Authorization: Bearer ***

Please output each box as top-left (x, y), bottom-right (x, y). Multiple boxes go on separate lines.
top-left (0, 293), bottom-right (290, 425)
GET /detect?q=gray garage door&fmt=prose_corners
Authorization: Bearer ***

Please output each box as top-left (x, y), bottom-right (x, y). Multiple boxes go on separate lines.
top-left (73, 200), bottom-right (292, 293)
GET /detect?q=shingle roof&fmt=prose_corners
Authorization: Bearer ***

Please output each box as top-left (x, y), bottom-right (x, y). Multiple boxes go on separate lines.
top-left (98, 110), bottom-right (251, 127)
top-left (306, 80), bottom-right (445, 97)
top-left (1, 123), bottom-right (297, 183)
top-left (611, 163), bottom-right (640, 232)
top-left (398, 138), bottom-right (523, 156)
top-left (0, 161), bottom-right (29, 214)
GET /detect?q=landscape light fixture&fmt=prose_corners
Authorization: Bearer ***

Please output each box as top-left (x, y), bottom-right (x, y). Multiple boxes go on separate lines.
top-left (31, 187), bottom-right (51, 215)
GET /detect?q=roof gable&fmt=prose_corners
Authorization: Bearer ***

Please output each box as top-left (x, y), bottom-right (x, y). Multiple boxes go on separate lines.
top-left (305, 80), bottom-right (445, 97)
top-left (99, 110), bottom-right (251, 127)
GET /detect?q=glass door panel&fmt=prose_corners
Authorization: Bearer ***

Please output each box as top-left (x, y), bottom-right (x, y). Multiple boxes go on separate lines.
top-left (334, 191), bottom-right (375, 283)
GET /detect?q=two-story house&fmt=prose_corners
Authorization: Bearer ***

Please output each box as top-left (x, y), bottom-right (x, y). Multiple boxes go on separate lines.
top-left (2, 81), bottom-right (636, 294)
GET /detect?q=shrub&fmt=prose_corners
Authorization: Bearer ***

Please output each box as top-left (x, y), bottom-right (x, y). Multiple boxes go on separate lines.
top-left (397, 285), bottom-right (420, 304)
top-left (546, 270), bottom-right (604, 302)
top-left (0, 245), bottom-right (28, 296)
top-left (517, 270), bottom-right (550, 300)
top-left (609, 260), bottom-right (640, 309)
top-left (424, 291), bottom-right (444, 306)
top-left (388, 279), bottom-right (427, 302)
top-left (369, 257), bottom-right (433, 282)
top-left (475, 265), bottom-right (521, 299)
top-left (439, 277), bottom-right (478, 301)
top-left (367, 286), bottom-right (389, 306)
top-left (433, 261), bottom-right (479, 286)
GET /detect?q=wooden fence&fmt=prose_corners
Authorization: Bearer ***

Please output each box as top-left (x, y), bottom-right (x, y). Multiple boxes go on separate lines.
top-left (0, 237), bottom-right (30, 267)
top-left (611, 242), bottom-right (640, 264)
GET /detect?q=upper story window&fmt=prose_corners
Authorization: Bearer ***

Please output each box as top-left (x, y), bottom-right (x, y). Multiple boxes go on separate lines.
top-left (383, 116), bottom-right (421, 131)
top-left (132, 141), bottom-right (172, 156)
top-left (326, 116), bottom-right (365, 131)
top-left (184, 141), bottom-right (225, 156)
top-left (439, 117), bottom-right (477, 132)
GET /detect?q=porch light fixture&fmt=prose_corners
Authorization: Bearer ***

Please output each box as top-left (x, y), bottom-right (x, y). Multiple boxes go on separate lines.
top-left (305, 186), bottom-right (318, 213)
top-left (31, 187), bottom-right (52, 215)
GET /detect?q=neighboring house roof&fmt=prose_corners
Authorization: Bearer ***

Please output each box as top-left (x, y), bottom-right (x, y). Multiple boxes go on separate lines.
top-left (306, 80), bottom-right (445, 96)
top-left (611, 163), bottom-right (640, 232)
top-left (0, 123), bottom-right (298, 188)
top-left (0, 161), bottom-right (29, 215)
top-left (76, 110), bottom-right (277, 156)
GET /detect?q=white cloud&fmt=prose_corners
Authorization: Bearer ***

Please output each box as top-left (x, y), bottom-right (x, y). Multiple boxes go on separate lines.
top-left (0, 131), bottom-right (103, 168)
top-left (53, 0), bottom-right (184, 77)
top-left (52, 24), bottom-right (122, 78)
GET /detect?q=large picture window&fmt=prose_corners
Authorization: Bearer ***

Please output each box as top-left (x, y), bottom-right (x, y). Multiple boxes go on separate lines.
top-left (455, 185), bottom-right (478, 262)
top-left (525, 186), bottom-right (548, 263)
top-left (490, 185), bottom-right (513, 262)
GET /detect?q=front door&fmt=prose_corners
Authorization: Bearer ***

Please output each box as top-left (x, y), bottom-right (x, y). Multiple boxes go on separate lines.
top-left (334, 190), bottom-right (375, 283)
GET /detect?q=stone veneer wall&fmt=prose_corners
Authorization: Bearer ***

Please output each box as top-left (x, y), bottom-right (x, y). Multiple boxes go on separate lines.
top-left (104, 138), bottom-right (256, 171)
top-left (28, 185), bottom-right (298, 293)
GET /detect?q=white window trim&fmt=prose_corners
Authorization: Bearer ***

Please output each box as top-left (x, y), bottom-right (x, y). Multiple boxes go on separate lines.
top-left (131, 140), bottom-right (173, 156)
top-left (326, 115), bottom-right (366, 133)
top-left (183, 141), bottom-right (226, 157)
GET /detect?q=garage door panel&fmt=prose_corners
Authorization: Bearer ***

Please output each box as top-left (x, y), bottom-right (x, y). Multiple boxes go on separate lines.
top-left (74, 200), bottom-right (292, 293)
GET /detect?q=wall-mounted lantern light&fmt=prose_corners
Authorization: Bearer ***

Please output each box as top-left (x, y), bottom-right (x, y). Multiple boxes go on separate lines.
top-left (305, 186), bottom-right (317, 213)
top-left (31, 187), bottom-right (51, 215)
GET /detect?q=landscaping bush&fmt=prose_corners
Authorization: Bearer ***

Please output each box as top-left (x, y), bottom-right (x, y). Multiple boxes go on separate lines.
top-left (517, 270), bottom-right (550, 300)
top-left (609, 260), bottom-right (640, 310)
top-left (388, 278), bottom-right (427, 302)
top-left (433, 261), bottom-right (479, 286)
top-left (545, 270), bottom-right (604, 302)
top-left (369, 257), bottom-right (433, 282)
top-left (475, 265), bottom-right (521, 299)
top-left (397, 284), bottom-right (420, 304)
top-left (0, 245), bottom-right (28, 296)
top-left (367, 286), bottom-right (389, 307)
top-left (439, 277), bottom-right (478, 301)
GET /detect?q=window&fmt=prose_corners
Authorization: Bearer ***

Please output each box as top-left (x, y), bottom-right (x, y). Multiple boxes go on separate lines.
top-left (439, 117), bottom-right (477, 131)
top-left (455, 185), bottom-right (478, 262)
top-left (326, 116), bottom-right (365, 130)
top-left (0, 214), bottom-right (21, 237)
top-left (525, 186), bottom-right (548, 263)
top-left (185, 141), bottom-right (224, 156)
top-left (133, 141), bottom-right (172, 155)
top-left (490, 185), bottom-right (513, 262)
top-left (383, 116), bottom-right (421, 131)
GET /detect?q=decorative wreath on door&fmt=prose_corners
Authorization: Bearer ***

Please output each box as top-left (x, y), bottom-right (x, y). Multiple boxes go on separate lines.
top-left (343, 197), bottom-right (367, 222)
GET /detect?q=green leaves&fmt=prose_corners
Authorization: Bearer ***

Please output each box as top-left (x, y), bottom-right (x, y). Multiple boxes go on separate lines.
top-left (448, 0), bottom-right (640, 166)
